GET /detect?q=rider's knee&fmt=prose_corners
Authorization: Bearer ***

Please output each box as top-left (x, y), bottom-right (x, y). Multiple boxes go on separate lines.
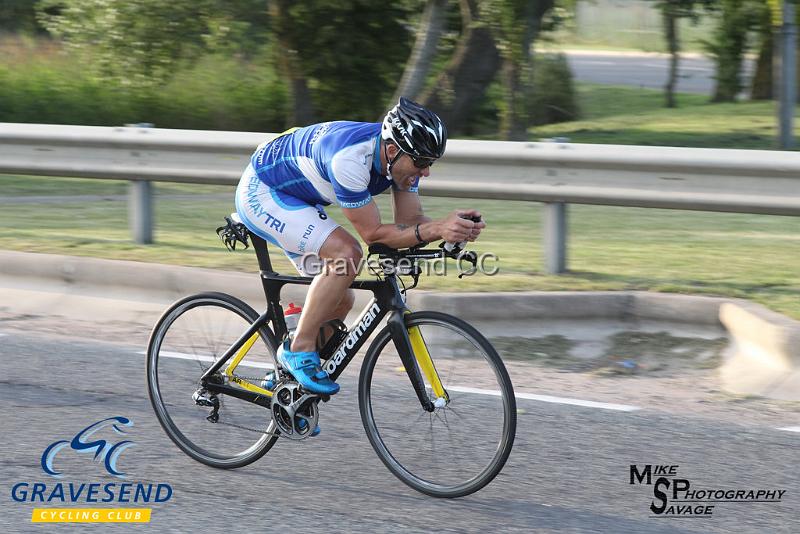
top-left (321, 231), bottom-right (362, 275)
top-left (339, 245), bottom-right (362, 276)
top-left (342, 241), bottom-right (363, 263)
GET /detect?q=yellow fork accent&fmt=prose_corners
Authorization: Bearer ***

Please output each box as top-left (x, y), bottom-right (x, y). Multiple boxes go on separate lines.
top-left (406, 311), bottom-right (447, 400)
top-left (224, 332), bottom-right (273, 397)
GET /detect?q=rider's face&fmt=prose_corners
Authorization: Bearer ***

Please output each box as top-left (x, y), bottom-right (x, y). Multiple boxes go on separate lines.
top-left (388, 145), bottom-right (432, 190)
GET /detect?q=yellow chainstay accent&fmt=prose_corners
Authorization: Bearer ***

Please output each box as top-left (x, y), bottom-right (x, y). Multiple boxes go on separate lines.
top-left (225, 332), bottom-right (273, 397)
top-left (406, 311), bottom-right (447, 400)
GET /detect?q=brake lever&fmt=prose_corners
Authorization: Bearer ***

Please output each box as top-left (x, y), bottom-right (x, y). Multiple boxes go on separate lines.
top-left (457, 250), bottom-right (478, 279)
top-left (442, 214), bottom-right (482, 255)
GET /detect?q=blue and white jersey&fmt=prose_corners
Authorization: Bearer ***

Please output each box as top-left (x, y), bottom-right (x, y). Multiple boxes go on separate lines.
top-left (250, 121), bottom-right (419, 209)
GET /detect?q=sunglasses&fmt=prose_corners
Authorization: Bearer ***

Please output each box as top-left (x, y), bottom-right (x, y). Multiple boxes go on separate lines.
top-left (406, 152), bottom-right (436, 169)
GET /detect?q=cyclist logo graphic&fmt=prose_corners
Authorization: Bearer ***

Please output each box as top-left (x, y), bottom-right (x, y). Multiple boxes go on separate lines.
top-left (41, 417), bottom-right (135, 479)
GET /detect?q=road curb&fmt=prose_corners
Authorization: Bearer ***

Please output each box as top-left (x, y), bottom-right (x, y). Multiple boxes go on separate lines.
top-left (1, 249), bottom-right (798, 400)
top-left (719, 301), bottom-right (800, 401)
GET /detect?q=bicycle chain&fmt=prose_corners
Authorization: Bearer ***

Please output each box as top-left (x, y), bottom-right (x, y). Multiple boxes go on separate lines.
top-left (214, 417), bottom-right (274, 436)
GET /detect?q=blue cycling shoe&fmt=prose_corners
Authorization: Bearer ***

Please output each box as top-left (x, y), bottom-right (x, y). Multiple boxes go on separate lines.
top-left (276, 341), bottom-right (340, 396)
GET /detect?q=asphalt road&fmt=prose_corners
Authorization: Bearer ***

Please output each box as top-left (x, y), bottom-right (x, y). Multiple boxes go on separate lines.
top-left (1, 327), bottom-right (798, 534)
top-left (565, 52), bottom-right (755, 95)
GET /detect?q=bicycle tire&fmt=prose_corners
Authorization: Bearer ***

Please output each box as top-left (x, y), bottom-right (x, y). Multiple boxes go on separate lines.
top-left (146, 292), bottom-right (279, 469)
top-left (359, 311), bottom-right (516, 498)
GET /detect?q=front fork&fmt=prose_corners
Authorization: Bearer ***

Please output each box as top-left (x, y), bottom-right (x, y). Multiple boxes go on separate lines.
top-left (386, 310), bottom-right (448, 412)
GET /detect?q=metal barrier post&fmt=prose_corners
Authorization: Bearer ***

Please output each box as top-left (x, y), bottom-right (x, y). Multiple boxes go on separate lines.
top-left (125, 123), bottom-right (154, 244)
top-left (129, 180), bottom-right (153, 244)
top-left (543, 202), bottom-right (567, 274)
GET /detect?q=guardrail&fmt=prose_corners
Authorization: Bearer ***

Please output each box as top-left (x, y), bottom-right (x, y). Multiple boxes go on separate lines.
top-left (2, 122), bottom-right (799, 273)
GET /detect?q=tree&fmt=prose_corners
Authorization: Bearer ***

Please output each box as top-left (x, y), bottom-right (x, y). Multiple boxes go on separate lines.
top-left (749, 0), bottom-right (780, 99)
top-left (656, 0), bottom-right (712, 108)
top-left (0, 0), bottom-right (46, 33)
top-left (37, 0), bottom-right (413, 125)
top-left (420, 0), bottom-right (502, 134)
top-left (390, 0), bottom-right (449, 105)
top-left (483, 0), bottom-right (556, 140)
top-left (275, 0), bottom-right (415, 123)
top-left (268, 0), bottom-right (315, 125)
top-left (702, 0), bottom-right (759, 102)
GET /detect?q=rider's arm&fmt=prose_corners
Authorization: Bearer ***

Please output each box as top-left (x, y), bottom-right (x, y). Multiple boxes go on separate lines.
top-left (391, 188), bottom-right (431, 227)
top-left (343, 201), bottom-right (482, 248)
top-left (342, 200), bottom-right (441, 248)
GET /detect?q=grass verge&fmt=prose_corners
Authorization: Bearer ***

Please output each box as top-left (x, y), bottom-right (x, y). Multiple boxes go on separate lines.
top-left (1, 175), bottom-right (798, 320)
top-left (535, 84), bottom-right (793, 149)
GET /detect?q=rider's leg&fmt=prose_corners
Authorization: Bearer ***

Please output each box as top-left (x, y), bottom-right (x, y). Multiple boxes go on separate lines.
top-left (316, 289), bottom-right (355, 348)
top-left (291, 228), bottom-right (361, 353)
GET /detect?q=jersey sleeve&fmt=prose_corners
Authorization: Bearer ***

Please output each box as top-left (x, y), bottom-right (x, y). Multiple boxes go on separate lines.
top-left (330, 150), bottom-right (373, 208)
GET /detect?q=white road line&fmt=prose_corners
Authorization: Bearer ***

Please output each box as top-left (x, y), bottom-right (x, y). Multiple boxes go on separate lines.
top-left (778, 426), bottom-right (800, 433)
top-left (139, 350), bottom-right (274, 370)
top-left (141, 351), bottom-right (639, 411)
top-left (447, 386), bottom-right (641, 412)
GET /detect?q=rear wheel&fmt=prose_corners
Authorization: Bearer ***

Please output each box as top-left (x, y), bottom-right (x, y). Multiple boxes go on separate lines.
top-left (146, 292), bottom-right (279, 468)
top-left (359, 311), bottom-right (516, 498)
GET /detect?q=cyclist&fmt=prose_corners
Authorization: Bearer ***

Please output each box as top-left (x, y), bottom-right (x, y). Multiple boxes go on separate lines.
top-left (235, 97), bottom-right (485, 425)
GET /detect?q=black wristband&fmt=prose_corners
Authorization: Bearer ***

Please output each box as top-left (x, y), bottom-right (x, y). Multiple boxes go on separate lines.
top-left (414, 223), bottom-right (427, 245)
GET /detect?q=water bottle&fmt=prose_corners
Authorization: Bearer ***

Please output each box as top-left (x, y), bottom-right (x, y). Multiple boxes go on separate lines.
top-left (263, 302), bottom-right (303, 390)
top-left (283, 302), bottom-right (302, 338)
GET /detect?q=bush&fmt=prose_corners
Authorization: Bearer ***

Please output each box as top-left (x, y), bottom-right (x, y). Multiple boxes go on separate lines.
top-left (0, 39), bottom-right (288, 131)
top-left (529, 53), bottom-right (579, 126)
top-left (138, 53), bottom-right (288, 131)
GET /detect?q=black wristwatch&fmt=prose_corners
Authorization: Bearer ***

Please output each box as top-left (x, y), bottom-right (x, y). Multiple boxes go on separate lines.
top-left (414, 223), bottom-right (428, 246)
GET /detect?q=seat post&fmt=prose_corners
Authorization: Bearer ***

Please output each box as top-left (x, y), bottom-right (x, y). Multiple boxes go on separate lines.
top-left (249, 233), bottom-right (285, 331)
top-left (250, 233), bottom-right (275, 273)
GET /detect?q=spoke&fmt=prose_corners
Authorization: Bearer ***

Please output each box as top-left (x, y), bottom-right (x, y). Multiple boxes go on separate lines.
top-left (433, 409), bottom-right (449, 429)
top-left (364, 315), bottom-right (514, 495)
top-left (429, 413), bottom-right (435, 455)
top-left (444, 405), bottom-right (467, 421)
top-left (404, 409), bottom-right (429, 433)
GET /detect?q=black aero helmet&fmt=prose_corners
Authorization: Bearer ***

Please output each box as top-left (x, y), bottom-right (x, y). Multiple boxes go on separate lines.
top-left (382, 97), bottom-right (447, 159)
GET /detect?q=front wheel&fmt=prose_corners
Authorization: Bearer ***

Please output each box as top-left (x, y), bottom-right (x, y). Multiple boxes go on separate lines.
top-left (146, 292), bottom-right (279, 469)
top-left (359, 311), bottom-right (516, 498)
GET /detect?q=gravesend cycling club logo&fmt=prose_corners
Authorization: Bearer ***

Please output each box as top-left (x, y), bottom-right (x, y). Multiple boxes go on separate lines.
top-left (630, 464), bottom-right (786, 517)
top-left (10, 416), bottom-right (173, 524)
top-left (41, 416), bottom-right (135, 478)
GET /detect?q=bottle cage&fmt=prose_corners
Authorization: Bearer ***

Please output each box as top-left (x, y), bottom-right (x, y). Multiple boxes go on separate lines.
top-left (216, 216), bottom-right (250, 251)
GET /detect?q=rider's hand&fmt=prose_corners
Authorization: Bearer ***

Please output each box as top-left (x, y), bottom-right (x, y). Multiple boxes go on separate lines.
top-left (438, 210), bottom-right (483, 243)
top-left (460, 210), bottom-right (485, 242)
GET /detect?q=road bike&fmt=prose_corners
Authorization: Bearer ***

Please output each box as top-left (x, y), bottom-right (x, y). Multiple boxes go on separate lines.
top-left (146, 216), bottom-right (516, 498)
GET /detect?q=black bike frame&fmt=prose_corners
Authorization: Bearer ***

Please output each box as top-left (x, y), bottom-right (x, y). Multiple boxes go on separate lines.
top-left (199, 233), bottom-right (436, 412)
